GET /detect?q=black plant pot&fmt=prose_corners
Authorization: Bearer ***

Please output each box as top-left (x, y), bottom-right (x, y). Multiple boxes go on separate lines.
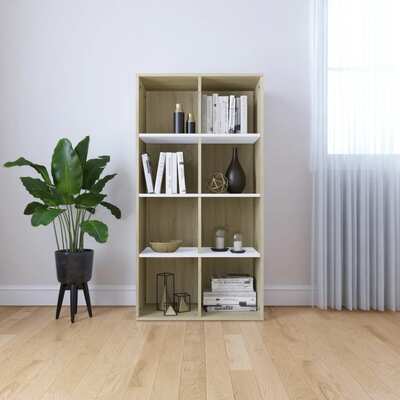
top-left (225, 147), bottom-right (246, 193)
top-left (54, 249), bottom-right (94, 323)
top-left (55, 249), bottom-right (93, 284)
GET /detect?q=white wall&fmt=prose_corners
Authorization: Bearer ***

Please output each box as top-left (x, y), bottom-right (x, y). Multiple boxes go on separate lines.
top-left (0, 0), bottom-right (312, 305)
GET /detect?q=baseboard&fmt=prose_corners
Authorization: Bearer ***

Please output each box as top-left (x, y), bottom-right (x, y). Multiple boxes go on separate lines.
top-left (264, 285), bottom-right (312, 306)
top-left (0, 285), bottom-right (136, 306)
top-left (0, 284), bottom-right (312, 306)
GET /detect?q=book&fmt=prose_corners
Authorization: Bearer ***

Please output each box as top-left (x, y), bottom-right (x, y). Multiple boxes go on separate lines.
top-left (201, 95), bottom-right (207, 133)
top-left (212, 93), bottom-right (218, 133)
top-left (211, 275), bottom-right (254, 292)
top-left (235, 96), bottom-right (241, 133)
top-left (240, 95), bottom-right (247, 133)
top-left (218, 96), bottom-right (229, 133)
top-left (141, 153), bottom-right (154, 193)
top-left (154, 152), bottom-right (166, 194)
top-left (171, 152), bottom-right (178, 194)
top-left (203, 291), bottom-right (256, 306)
top-left (228, 95), bottom-right (235, 133)
top-left (165, 153), bottom-right (172, 194)
top-left (206, 96), bottom-right (213, 133)
top-left (177, 152), bottom-right (186, 194)
top-left (204, 305), bottom-right (257, 312)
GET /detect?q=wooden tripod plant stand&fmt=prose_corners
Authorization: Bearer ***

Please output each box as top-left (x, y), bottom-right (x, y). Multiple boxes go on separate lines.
top-left (55, 283), bottom-right (93, 323)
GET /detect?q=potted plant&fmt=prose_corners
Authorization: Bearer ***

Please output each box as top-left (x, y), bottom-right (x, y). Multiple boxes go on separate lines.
top-left (4, 136), bottom-right (121, 322)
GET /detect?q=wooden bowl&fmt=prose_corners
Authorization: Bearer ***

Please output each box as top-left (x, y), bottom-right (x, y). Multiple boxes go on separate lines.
top-left (149, 240), bottom-right (183, 253)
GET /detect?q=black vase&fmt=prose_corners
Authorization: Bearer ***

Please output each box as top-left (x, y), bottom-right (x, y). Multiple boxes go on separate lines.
top-left (225, 147), bottom-right (246, 193)
top-left (55, 249), bottom-right (93, 284)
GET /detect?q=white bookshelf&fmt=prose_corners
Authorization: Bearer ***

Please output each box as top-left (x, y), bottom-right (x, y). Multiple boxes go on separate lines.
top-left (136, 74), bottom-right (264, 321)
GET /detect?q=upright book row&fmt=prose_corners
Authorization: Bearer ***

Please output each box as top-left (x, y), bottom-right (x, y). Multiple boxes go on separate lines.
top-left (201, 94), bottom-right (248, 134)
top-left (141, 152), bottom-right (186, 194)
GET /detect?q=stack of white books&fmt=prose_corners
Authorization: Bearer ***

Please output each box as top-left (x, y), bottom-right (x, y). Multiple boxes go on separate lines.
top-left (201, 94), bottom-right (248, 134)
top-left (203, 274), bottom-right (256, 312)
top-left (141, 152), bottom-right (186, 194)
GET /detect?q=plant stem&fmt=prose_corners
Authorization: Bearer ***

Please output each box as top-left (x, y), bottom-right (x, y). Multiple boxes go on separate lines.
top-left (69, 205), bottom-right (76, 251)
top-left (62, 211), bottom-right (72, 251)
top-left (79, 210), bottom-right (87, 250)
top-left (58, 215), bottom-right (65, 249)
top-left (52, 221), bottom-right (60, 250)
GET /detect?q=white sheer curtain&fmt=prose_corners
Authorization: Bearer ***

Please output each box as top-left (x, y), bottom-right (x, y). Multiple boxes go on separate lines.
top-left (311, 0), bottom-right (400, 310)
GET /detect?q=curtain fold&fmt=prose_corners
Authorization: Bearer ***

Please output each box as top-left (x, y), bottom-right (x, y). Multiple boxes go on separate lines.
top-left (311, 0), bottom-right (400, 310)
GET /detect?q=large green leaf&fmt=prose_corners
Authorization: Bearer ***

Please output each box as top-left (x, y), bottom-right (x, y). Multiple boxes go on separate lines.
top-left (100, 201), bottom-right (121, 219)
top-left (31, 208), bottom-right (65, 227)
top-left (51, 138), bottom-right (83, 196)
top-left (75, 193), bottom-right (106, 207)
top-left (91, 174), bottom-right (117, 193)
top-left (74, 136), bottom-right (90, 170)
top-left (4, 157), bottom-right (51, 184)
top-left (80, 220), bottom-right (108, 243)
top-left (82, 156), bottom-right (110, 190)
top-left (20, 177), bottom-right (62, 206)
top-left (24, 202), bottom-right (46, 215)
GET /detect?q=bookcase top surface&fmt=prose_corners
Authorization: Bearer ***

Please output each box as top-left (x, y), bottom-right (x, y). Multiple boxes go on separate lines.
top-left (138, 73), bottom-right (263, 91)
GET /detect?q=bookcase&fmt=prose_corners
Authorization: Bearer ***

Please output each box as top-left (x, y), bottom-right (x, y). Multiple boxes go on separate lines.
top-left (136, 74), bottom-right (264, 320)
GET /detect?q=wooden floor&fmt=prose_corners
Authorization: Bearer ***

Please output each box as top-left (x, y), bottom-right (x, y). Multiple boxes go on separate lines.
top-left (1, 307), bottom-right (400, 400)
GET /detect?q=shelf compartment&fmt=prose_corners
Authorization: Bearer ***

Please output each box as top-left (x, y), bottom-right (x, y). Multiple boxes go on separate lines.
top-left (202, 197), bottom-right (257, 248)
top-left (202, 144), bottom-right (257, 194)
top-left (139, 133), bottom-right (260, 145)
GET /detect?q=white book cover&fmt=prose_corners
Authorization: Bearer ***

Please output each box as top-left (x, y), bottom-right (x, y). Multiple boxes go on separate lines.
top-left (212, 93), bottom-right (218, 134)
top-left (218, 96), bottom-right (228, 133)
top-left (228, 95), bottom-right (235, 133)
top-left (165, 153), bottom-right (172, 194)
top-left (176, 152), bottom-right (186, 194)
top-left (235, 96), bottom-right (241, 133)
top-left (141, 153), bottom-right (154, 193)
top-left (201, 95), bottom-right (207, 133)
top-left (154, 152), bottom-right (166, 194)
top-left (171, 152), bottom-right (178, 194)
top-left (240, 95), bottom-right (248, 133)
top-left (206, 96), bottom-right (213, 133)
top-left (224, 96), bottom-right (229, 133)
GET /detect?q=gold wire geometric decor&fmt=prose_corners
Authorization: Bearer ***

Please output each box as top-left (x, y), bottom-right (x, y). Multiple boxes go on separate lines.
top-left (208, 172), bottom-right (228, 193)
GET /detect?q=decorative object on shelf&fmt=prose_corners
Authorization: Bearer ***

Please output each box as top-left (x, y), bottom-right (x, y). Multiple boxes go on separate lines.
top-left (225, 147), bottom-right (246, 193)
top-left (231, 232), bottom-right (245, 253)
top-left (150, 240), bottom-right (182, 253)
top-left (174, 292), bottom-right (191, 313)
top-left (173, 103), bottom-right (185, 133)
top-left (208, 172), bottom-right (228, 193)
top-left (164, 304), bottom-right (178, 316)
top-left (4, 136), bottom-right (122, 323)
top-left (211, 227), bottom-right (228, 252)
top-left (186, 113), bottom-right (196, 133)
top-left (156, 272), bottom-right (175, 311)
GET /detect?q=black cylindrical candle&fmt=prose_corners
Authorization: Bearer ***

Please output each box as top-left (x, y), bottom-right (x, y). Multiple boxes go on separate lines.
top-left (173, 103), bottom-right (185, 133)
top-left (186, 113), bottom-right (196, 133)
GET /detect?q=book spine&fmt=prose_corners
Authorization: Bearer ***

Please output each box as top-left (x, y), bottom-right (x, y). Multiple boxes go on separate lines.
top-left (165, 153), bottom-right (172, 194)
top-left (177, 151), bottom-right (186, 194)
top-left (225, 96), bottom-right (229, 133)
top-left (171, 153), bottom-right (178, 194)
top-left (204, 305), bottom-right (257, 312)
top-left (240, 95), bottom-right (247, 133)
top-left (141, 153), bottom-right (154, 193)
top-left (203, 295), bottom-right (256, 306)
top-left (154, 152), bottom-right (166, 194)
top-left (206, 96), bottom-right (213, 133)
top-left (228, 95), bottom-right (235, 133)
top-left (211, 278), bottom-right (253, 284)
top-left (235, 96), bottom-right (240, 133)
top-left (212, 93), bottom-right (218, 133)
top-left (201, 95), bottom-right (207, 133)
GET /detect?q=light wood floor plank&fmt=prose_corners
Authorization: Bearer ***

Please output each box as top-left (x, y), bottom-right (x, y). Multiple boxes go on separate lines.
top-left (0, 306), bottom-right (400, 400)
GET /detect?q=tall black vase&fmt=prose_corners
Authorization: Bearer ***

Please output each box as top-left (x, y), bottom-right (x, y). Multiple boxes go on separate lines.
top-left (225, 147), bottom-right (246, 193)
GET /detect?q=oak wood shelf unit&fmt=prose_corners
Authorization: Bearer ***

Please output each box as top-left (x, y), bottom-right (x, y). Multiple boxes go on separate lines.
top-left (136, 74), bottom-right (264, 320)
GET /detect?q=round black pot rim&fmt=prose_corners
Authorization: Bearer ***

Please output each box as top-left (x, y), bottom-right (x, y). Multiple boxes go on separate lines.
top-left (55, 249), bottom-right (93, 256)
